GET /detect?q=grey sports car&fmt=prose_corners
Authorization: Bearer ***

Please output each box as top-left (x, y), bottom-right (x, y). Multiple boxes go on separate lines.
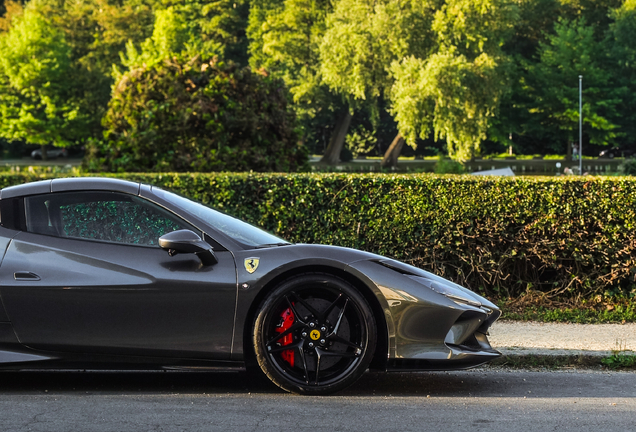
top-left (0, 177), bottom-right (501, 394)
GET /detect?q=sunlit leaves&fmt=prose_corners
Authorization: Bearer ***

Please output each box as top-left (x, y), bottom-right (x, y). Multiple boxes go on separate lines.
top-left (247, 0), bottom-right (344, 151)
top-left (388, 0), bottom-right (516, 160)
top-left (0, 2), bottom-right (87, 146)
top-left (319, 0), bottom-right (432, 107)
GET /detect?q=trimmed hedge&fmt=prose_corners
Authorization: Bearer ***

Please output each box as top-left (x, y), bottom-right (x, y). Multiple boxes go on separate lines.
top-left (1, 173), bottom-right (635, 300)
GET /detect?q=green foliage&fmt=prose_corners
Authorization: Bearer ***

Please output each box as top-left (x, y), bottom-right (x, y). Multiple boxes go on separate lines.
top-left (318, 0), bottom-right (434, 144)
top-left (0, 0), bottom-right (157, 143)
top-left (501, 304), bottom-right (636, 323)
top-left (121, 6), bottom-right (199, 72)
top-left (247, 0), bottom-right (342, 153)
top-left (0, 0), bottom-right (23, 33)
top-left (2, 173), bottom-right (634, 303)
top-left (345, 125), bottom-right (376, 157)
top-left (86, 57), bottom-right (308, 172)
top-left (121, 0), bottom-right (250, 72)
top-left (601, 354), bottom-right (636, 369)
top-left (520, 18), bottom-right (619, 151)
top-left (177, 0), bottom-right (249, 65)
top-left (3, 0), bottom-right (636, 162)
top-left (249, 0), bottom-right (329, 102)
top-left (621, 158), bottom-right (636, 176)
top-left (0, 2), bottom-right (89, 147)
top-left (496, 0), bottom-right (626, 155)
top-left (434, 156), bottom-right (466, 174)
top-left (606, 1), bottom-right (636, 148)
top-left (319, 0), bottom-right (432, 107)
top-left (1, 0), bottom-right (250, 153)
top-left (388, 0), bottom-right (517, 161)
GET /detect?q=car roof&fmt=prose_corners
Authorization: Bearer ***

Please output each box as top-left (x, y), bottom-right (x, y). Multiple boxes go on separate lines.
top-left (0, 177), bottom-right (141, 200)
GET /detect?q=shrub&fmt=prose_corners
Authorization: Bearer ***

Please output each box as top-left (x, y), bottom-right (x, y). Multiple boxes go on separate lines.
top-left (434, 156), bottom-right (465, 174)
top-left (84, 57), bottom-right (308, 173)
top-left (621, 158), bottom-right (636, 176)
top-left (1, 173), bottom-right (635, 301)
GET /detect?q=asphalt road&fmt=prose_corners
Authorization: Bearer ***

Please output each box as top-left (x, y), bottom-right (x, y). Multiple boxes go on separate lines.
top-left (0, 369), bottom-right (634, 432)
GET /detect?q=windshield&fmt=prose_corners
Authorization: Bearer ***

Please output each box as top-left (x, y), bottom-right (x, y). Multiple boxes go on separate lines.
top-left (151, 187), bottom-right (289, 248)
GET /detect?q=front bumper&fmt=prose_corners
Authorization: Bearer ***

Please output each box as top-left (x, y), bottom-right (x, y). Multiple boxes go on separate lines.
top-left (346, 259), bottom-right (502, 371)
top-left (387, 305), bottom-right (501, 371)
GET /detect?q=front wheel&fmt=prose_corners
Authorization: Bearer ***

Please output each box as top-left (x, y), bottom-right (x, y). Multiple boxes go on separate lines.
top-left (253, 273), bottom-right (376, 395)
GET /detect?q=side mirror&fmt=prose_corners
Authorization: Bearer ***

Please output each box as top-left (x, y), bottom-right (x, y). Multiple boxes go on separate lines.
top-left (158, 229), bottom-right (218, 266)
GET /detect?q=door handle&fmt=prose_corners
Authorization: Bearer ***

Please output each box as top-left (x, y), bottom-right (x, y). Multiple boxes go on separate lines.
top-left (14, 272), bottom-right (41, 281)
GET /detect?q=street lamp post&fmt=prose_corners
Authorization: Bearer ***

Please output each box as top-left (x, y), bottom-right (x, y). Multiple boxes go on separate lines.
top-left (579, 75), bottom-right (583, 175)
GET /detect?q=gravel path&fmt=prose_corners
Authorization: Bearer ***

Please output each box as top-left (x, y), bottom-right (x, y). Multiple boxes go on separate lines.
top-left (489, 321), bottom-right (636, 356)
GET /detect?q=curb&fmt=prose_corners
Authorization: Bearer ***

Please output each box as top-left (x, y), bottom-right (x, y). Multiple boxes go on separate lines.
top-left (490, 351), bottom-right (636, 371)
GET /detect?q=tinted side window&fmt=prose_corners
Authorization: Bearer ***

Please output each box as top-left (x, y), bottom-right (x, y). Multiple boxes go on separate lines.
top-left (0, 197), bottom-right (26, 231)
top-left (25, 192), bottom-right (192, 246)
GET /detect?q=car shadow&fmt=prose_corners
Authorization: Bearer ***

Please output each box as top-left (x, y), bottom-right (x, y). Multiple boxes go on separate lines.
top-left (0, 370), bottom-right (279, 395)
top-left (0, 368), bottom-right (631, 398)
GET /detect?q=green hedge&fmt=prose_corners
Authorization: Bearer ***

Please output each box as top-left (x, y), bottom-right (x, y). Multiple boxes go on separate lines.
top-left (1, 173), bottom-right (635, 300)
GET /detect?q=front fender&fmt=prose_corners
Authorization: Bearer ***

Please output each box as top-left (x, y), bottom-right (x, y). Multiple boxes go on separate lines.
top-left (232, 252), bottom-right (360, 360)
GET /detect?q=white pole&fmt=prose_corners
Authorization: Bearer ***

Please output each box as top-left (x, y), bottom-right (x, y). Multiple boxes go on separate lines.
top-left (579, 75), bottom-right (583, 175)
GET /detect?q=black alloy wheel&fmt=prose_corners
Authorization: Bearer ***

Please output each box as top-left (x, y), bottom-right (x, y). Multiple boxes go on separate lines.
top-left (253, 273), bottom-right (377, 395)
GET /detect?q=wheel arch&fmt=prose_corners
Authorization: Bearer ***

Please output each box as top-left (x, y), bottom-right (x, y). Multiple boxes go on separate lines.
top-left (241, 264), bottom-right (390, 372)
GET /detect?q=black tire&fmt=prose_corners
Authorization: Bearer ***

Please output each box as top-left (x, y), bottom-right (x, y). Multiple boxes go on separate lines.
top-left (253, 273), bottom-right (376, 395)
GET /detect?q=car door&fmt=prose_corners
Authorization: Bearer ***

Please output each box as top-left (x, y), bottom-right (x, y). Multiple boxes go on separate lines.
top-left (0, 191), bottom-right (237, 359)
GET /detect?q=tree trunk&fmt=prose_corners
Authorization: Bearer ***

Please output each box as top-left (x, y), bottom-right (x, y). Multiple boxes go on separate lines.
top-left (41, 144), bottom-right (48, 161)
top-left (381, 133), bottom-right (405, 168)
top-left (320, 109), bottom-right (352, 165)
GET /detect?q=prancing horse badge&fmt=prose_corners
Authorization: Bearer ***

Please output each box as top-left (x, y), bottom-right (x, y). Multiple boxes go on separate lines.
top-left (244, 257), bottom-right (260, 274)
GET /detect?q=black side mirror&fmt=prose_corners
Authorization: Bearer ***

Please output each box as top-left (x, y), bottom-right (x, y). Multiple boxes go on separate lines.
top-left (158, 229), bottom-right (218, 265)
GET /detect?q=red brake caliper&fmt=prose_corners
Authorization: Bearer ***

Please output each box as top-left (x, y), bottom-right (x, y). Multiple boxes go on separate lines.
top-left (275, 307), bottom-right (295, 367)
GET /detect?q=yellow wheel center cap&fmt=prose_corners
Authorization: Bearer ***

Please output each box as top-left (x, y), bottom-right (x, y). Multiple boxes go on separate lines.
top-left (309, 329), bottom-right (321, 340)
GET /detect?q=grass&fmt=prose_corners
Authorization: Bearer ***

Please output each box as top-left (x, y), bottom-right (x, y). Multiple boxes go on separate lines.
top-left (490, 353), bottom-right (636, 371)
top-left (500, 305), bottom-right (636, 324)
top-left (601, 353), bottom-right (636, 369)
top-left (497, 296), bottom-right (636, 324)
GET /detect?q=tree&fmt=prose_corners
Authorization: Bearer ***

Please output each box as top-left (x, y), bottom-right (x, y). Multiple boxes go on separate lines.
top-left (4, 0), bottom-right (248, 151)
top-left (146, 0), bottom-right (250, 65)
top-left (389, 0), bottom-right (517, 161)
top-left (85, 57), bottom-right (307, 172)
top-left (188, 0), bottom-right (250, 65)
top-left (0, 0), bottom-right (23, 33)
top-left (519, 18), bottom-right (619, 154)
top-left (247, 0), bottom-right (347, 162)
top-left (0, 3), bottom-right (88, 158)
top-left (318, 0), bottom-right (435, 166)
top-left (605, 0), bottom-right (636, 149)
top-left (119, 5), bottom-right (216, 73)
top-left (16, 0), bottom-right (157, 141)
top-left (491, 0), bottom-right (624, 156)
